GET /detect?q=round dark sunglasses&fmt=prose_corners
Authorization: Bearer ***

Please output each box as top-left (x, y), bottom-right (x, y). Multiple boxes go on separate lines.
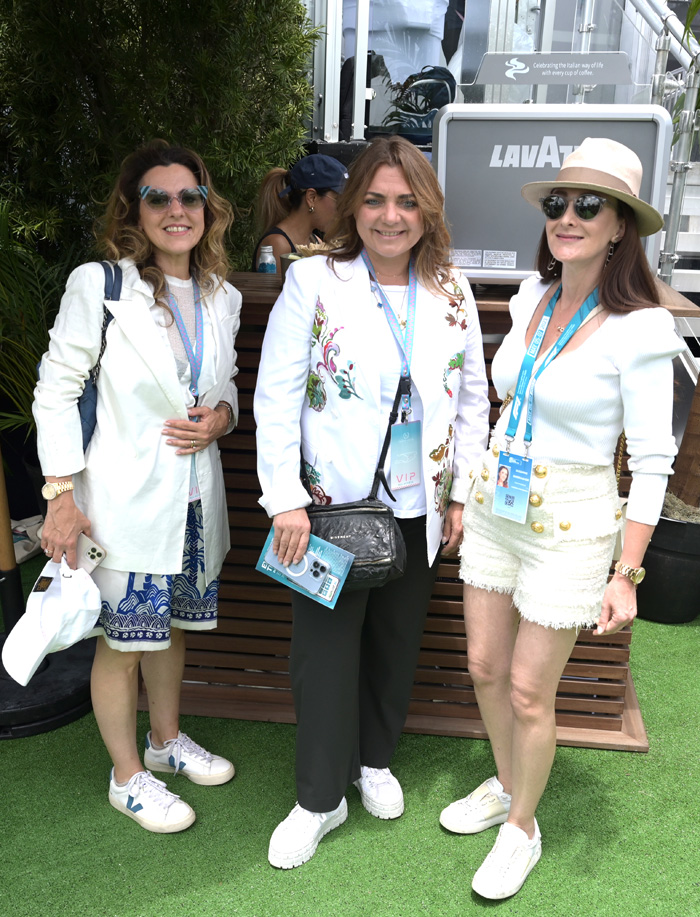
top-left (540, 193), bottom-right (608, 221)
top-left (139, 185), bottom-right (208, 213)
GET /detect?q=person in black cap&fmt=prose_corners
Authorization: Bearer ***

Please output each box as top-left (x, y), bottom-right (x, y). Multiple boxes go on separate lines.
top-left (252, 153), bottom-right (349, 271)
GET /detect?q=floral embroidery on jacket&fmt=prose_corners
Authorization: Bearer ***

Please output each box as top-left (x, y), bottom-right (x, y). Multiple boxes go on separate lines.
top-left (430, 424), bottom-right (454, 516)
top-left (443, 352), bottom-right (465, 397)
top-left (307, 297), bottom-right (362, 410)
top-left (444, 281), bottom-right (468, 331)
top-left (303, 460), bottom-right (333, 505)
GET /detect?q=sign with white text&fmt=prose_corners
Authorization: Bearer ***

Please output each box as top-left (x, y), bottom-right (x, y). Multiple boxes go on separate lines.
top-left (475, 53), bottom-right (632, 86)
top-left (433, 104), bottom-right (672, 283)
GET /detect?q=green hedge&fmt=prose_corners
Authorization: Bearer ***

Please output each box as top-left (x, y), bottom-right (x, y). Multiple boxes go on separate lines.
top-left (0, 0), bottom-right (317, 269)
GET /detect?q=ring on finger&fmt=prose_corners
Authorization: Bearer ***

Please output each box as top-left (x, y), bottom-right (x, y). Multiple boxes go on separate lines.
top-left (190, 440), bottom-right (197, 449)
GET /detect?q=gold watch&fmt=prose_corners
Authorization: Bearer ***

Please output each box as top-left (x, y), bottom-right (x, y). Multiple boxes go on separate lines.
top-left (614, 561), bottom-right (645, 585)
top-left (41, 481), bottom-right (74, 501)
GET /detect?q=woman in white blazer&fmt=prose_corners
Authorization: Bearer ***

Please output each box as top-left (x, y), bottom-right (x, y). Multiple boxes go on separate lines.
top-left (34, 142), bottom-right (241, 833)
top-left (255, 136), bottom-right (490, 868)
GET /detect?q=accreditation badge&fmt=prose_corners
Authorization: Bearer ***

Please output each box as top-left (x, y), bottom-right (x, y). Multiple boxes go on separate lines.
top-left (491, 451), bottom-right (532, 524)
top-left (390, 421), bottom-right (422, 490)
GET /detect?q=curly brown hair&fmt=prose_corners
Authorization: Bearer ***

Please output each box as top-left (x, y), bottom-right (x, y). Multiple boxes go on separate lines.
top-left (96, 140), bottom-right (233, 305)
top-left (325, 135), bottom-right (454, 296)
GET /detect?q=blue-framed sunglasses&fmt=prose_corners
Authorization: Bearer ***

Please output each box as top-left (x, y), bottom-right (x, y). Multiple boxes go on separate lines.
top-left (139, 185), bottom-right (208, 212)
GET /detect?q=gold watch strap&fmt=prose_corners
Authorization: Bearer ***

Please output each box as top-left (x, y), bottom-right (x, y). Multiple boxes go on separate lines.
top-left (43, 481), bottom-right (74, 498)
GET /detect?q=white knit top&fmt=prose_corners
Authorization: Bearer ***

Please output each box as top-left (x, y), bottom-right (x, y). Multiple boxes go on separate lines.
top-left (491, 275), bottom-right (684, 525)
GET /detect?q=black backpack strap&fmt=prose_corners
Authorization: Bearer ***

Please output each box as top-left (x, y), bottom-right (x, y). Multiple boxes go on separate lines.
top-left (92, 262), bottom-right (120, 381)
top-left (100, 260), bottom-right (122, 302)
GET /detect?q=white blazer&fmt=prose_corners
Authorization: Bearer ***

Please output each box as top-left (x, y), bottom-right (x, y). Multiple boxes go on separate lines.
top-left (33, 258), bottom-right (242, 580)
top-left (254, 253), bottom-right (490, 563)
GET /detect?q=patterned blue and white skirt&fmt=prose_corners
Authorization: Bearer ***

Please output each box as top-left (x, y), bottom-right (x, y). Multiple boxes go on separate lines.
top-left (90, 501), bottom-right (219, 652)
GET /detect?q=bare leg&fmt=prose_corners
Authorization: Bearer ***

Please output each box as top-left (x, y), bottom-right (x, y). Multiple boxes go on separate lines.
top-left (140, 626), bottom-right (186, 746)
top-left (91, 636), bottom-right (143, 784)
top-left (507, 619), bottom-right (578, 838)
top-left (463, 585), bottom-right (519, 792)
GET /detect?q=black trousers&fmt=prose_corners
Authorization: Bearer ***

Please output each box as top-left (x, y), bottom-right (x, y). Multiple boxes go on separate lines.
top-left (289, 515), bottom-right (441, 812)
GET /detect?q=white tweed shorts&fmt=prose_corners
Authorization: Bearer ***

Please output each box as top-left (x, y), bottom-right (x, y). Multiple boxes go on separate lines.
top-left (459, 442), bottom-right (622, 630)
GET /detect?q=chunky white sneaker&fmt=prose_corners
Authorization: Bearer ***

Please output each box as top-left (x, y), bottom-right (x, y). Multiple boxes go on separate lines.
top-left (471, 819), bottom-right (542, 900)
top-left (354, 766), bottom-right (405, 819)
top-left (439, 776), bottom-right (511, 834)
top-left (268, 799), bottom-right (348, 869)
top-left (108, 769), bottom-right (195, 833)
top-left (144, 731), bottom-right (235, 786)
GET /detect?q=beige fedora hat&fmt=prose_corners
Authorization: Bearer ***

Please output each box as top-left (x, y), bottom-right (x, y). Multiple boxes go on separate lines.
top-left (521, 137), bottom-right (663, 237)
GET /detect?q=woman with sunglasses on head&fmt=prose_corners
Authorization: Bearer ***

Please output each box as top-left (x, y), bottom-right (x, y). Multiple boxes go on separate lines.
top-left (255, 135), bottom-right (490, 869)
top-left (34, 140), bottom-right (241, 832)
top-left (439, 138), bottom-right (683, 899)
top-left (251, 153), bottom-right (349, 272)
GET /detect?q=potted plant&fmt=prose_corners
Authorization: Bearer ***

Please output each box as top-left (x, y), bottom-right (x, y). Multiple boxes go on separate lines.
top-left (636, 367), bottom-right (700, 624)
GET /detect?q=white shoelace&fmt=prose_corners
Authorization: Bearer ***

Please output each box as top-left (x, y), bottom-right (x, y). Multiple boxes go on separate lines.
top-left (482, 825), bottom-right (538, 880)
top-left (361, 767), bottom-right (393, 789)
top-left (280, 804), bottom-right (324, 833)
top-left (165, 732), bottom-right (213, 771)
top-left (129, 772), bottom-right (181, 810)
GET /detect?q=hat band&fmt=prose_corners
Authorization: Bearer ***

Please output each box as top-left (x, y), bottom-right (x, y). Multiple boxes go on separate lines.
top-left (554, 167), bottom-right (638, 200)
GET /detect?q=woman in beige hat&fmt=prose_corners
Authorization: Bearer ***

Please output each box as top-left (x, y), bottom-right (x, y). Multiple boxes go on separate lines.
top-left (440, 138), bottom-right (683, 899)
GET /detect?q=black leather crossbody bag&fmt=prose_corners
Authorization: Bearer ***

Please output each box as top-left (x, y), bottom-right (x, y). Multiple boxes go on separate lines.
top-left (301, 378), bottom-right (410, 591)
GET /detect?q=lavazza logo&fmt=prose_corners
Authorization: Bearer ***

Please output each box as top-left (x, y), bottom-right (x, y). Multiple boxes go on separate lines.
top-left (489, 136), bottom-right (578, 169)
top-left (505, 57), bottom-right (529, 80)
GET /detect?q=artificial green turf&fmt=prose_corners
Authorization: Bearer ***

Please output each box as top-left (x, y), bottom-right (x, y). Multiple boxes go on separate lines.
top-left (2, 571), bottom-right (699, 916)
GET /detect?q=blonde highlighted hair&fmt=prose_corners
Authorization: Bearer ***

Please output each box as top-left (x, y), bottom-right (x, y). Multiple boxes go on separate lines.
top-left (326, 135), bottom-right (453, 296)
top-left (96, 140), bottom-right (233, 305)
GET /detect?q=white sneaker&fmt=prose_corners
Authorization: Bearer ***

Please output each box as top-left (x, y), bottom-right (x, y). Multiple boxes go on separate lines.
top-left (471, 819), bottom-right (542, 900)
top-left (354, 766), bottom-right (405, 819)
top-left (268, 799), bottom-right (348, 869)
top-left (144, 731), bottom-right (235, 786)
top-left (439, 776), bottom-right (511, 834)
top-left (108, 769), bottom-right (195, 833)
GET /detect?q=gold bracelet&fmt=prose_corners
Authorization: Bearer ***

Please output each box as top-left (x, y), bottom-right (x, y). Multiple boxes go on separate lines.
top-left (216, 400), bottom-right (234, 426)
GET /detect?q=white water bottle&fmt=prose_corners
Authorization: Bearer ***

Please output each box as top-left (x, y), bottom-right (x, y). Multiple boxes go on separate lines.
top-left (257, 245), bottom-right (276, 273)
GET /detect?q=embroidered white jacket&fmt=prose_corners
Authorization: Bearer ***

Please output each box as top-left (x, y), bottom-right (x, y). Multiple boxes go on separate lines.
top-left (254, 253), bottom-right (490, 563)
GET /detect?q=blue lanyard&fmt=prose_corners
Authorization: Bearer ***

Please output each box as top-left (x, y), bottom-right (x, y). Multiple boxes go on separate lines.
top-left (505, 285), bottom-right (599, 451)
top-left (164, 277), bottom-right (204, 401)
top-left (361, 249), bottom-right (417, 420)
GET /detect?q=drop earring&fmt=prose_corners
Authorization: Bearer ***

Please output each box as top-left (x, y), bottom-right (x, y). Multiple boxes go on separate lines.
top-left (605, 240), bottom-right (616, 267)
top-left (547, 256), bottom-right (557, 271)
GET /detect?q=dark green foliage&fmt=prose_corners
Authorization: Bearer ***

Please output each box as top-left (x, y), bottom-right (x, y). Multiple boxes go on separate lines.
top-left (0, 204), bottom-right (81, 434)
top-left (0, 0), bottom-right (317, 267)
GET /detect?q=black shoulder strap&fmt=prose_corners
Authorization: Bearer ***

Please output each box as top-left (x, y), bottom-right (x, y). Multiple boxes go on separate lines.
top-left (300, 376), bottom-right (410, 504)
top-left (100, 260), bottom-right (122, 303)
top-left (252, 228), bottom-right (298, 269)
top-left (91, 261), bottom-right (120, 380)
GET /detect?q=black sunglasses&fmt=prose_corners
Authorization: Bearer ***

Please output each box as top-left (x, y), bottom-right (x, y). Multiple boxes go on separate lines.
top-left (540, 193), bottom-right (608, 221)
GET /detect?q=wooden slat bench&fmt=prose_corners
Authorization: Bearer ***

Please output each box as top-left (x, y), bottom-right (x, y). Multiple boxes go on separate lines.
top-left (139, 272), bottom-right (657, 753)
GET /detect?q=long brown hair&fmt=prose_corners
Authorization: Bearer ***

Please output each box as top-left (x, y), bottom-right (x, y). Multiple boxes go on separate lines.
top-left (326, 135), bottom-right (453, 296)
top-left (535, 201), bottom-right (660, 312)
top-left (97, 140), bottom-right (233, 305)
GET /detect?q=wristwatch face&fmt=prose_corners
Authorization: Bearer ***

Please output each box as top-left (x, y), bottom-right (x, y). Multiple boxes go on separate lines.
top-left (631, 567), bottom-right (646, 585)
top-left (41, 482), bottom-right (57, 500)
